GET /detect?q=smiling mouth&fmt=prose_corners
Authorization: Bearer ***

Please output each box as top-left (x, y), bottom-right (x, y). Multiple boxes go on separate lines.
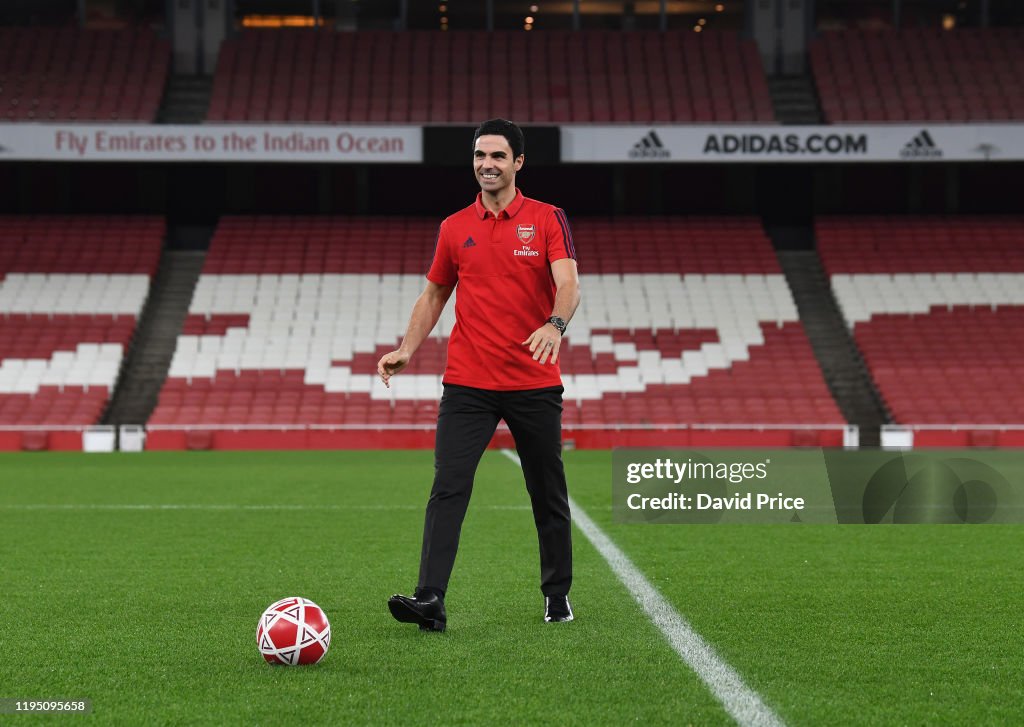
top-left (480, 172), bottom-right (499, 180)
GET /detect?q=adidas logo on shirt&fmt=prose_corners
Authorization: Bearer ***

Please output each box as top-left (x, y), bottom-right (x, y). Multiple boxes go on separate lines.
top-left (900, 130), bottom-right (943, 159)
top-left (629, 130), bottom-right (670, 159)
top-left (463, 237), bottom-right (476, 248)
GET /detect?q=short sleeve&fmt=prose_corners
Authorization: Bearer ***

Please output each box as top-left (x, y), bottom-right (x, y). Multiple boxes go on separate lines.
top-left (426, 220), bottom-right (458, 286)
top-left (545, 207), bottom-right (577, 265)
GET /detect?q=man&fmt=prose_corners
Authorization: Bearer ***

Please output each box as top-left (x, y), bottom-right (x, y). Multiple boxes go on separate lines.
top-left (378, 118), bottom-right (581, 632)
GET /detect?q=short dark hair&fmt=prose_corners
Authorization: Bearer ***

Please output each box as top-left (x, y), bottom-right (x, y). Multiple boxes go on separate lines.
top-left (472, 118), bottom-right (525, 159)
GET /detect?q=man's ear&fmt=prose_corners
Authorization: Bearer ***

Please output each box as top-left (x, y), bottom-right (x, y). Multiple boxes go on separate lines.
top-left (515, 154), bottom-right (525, 171)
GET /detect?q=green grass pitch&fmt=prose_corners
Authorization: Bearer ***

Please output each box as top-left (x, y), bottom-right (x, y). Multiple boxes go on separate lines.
top-left (0, 450), bottom-right (1021, 725)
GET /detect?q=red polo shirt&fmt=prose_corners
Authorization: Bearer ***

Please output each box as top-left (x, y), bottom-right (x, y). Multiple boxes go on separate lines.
top-left (427, 189), bottom-right (577, 391)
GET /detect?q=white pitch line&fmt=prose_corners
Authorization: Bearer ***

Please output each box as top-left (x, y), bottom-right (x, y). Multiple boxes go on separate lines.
top-left (500, 449), bottom-right (785, 727)
top-left (0, 504), bottom-right (530, 512)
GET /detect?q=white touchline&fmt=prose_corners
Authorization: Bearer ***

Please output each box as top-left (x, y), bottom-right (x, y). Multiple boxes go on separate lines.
top-left (500, 449), bottom-right (785, 727)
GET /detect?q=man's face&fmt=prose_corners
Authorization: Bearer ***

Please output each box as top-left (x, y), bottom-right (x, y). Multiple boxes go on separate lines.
top-left (473, 134), bottom-right (523, 194)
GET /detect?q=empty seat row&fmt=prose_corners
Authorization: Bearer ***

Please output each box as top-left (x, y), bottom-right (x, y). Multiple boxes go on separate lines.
top-left (0, 28), bottom-right (169, 122)
top-left (208, 30), bottom-right (773, 124)
top-left (821, 216), bottom-right (1024, 426)
top-left (0, 216), bottom-right (163, 425)
top-left (811, 28), bottom-right (1024, 123)
top-left (152, 216), bottom-right (842, 430)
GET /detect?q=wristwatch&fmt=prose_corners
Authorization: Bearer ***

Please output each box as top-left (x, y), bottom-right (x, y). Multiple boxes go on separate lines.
top-left (547, 316), bottom-right (567, 335)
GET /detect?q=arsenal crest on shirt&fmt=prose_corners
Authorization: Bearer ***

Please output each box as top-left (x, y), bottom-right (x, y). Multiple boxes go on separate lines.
top-left (516, 224), bottom-right (536, 242)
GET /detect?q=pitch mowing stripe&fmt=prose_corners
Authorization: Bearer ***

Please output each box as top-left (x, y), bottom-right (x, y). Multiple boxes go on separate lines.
top-left (500, 449), bottom-right (785, 727)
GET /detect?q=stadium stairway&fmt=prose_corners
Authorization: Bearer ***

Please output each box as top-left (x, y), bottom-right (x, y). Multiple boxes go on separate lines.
top-left (767, 75), bottom-right (823, 124)
top-left (777, 250), bottom-right (886, 446)
top-left (102, 250), bottom-right (206, 426)
top-left (157, 75), bottom-right (212, 124)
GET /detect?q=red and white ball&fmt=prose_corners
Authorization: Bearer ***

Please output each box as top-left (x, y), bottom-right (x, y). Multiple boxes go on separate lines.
top-left (257, 597), bottom-right (331, 666)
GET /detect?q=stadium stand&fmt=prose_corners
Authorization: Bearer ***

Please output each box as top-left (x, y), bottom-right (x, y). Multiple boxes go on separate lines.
top-left (0, 27), bottom-right (169, 122)
top-left (206, 30), bottom-right (774, 124)
top-left (819, 216), bottom-right (1024, 446)
top-left (810, 28), bottom-right (1024, 123)
top-left (145, 216), bottom-right (845, 450)
top-left (0, 216), bottom-right (164, 450)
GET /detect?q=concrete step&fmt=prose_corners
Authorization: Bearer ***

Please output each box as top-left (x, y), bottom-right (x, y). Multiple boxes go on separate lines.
top-left (776, 248), bottom-right (888, 447)
top-left (768, 75), bottom-right (824, 125)
top-left (156, 75), bottom-right (212, 125)
top-left (102, 248), bottom-right (207, 425)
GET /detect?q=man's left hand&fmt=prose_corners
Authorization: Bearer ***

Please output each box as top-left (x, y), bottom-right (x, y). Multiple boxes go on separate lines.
top-left (522, 323), bottom-right (562, 365)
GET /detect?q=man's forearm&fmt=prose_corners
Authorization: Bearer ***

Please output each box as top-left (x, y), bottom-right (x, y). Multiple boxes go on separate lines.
top-left (400, 291), bottom-right (448, 355)
top-left (551, 280), bottom-right (581, 324)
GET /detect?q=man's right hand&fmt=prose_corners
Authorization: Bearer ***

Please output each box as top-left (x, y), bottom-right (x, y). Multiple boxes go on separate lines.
top-left (377, 350), bottom-right (410, 388)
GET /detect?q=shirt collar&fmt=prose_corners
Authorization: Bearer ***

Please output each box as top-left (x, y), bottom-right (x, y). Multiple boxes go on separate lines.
top-left (475, 188), bottom-right (525, 220)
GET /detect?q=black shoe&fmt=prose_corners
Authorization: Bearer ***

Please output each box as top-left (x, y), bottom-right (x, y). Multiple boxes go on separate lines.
top-left (544, 595), bottom-right (574, 623)
top-left (388, 588), bottom-right (447, 632)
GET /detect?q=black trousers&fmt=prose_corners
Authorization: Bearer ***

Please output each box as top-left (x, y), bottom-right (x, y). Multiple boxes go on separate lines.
top-left (418, 383), bottom-right (573, 597)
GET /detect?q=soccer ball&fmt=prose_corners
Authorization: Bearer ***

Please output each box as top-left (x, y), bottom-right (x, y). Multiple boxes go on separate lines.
top-left (257, 597), bottom-right (332, 666)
